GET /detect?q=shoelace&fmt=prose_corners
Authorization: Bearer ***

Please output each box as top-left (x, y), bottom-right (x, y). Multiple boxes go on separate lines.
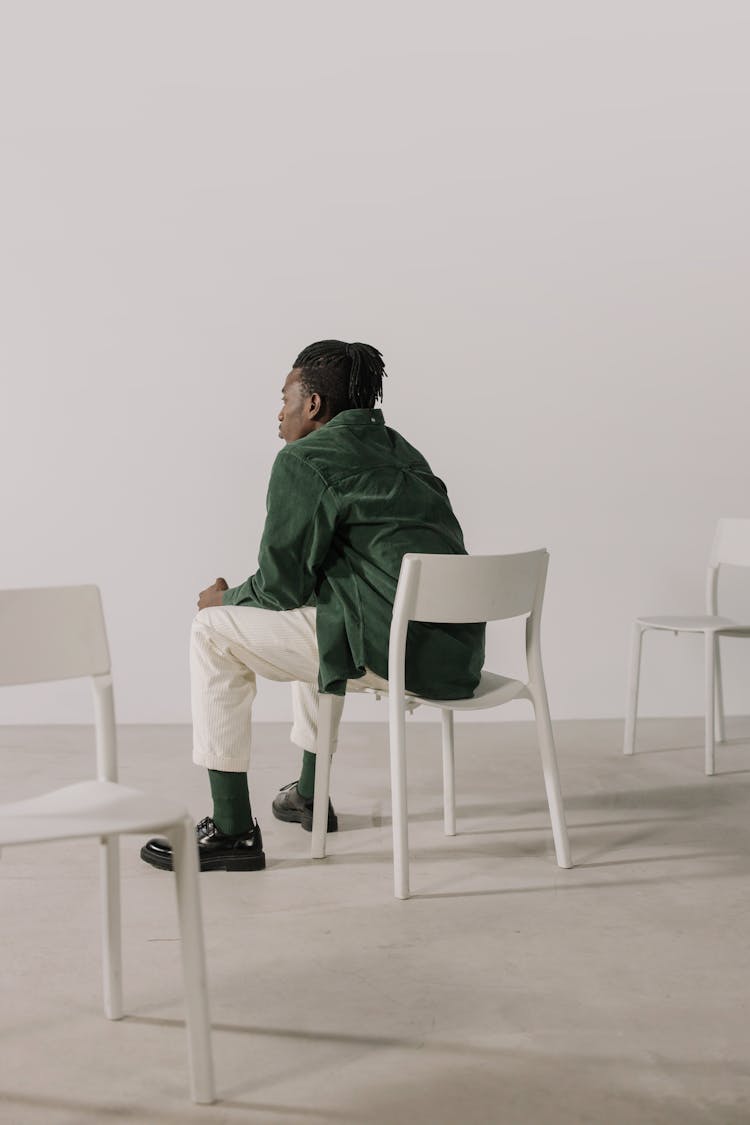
top-left (196, 815), bottom-right (253, 842)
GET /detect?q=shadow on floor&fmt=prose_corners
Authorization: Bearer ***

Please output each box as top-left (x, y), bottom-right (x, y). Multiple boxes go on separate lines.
top-left (4, 1025), bottom-right (745, 1124)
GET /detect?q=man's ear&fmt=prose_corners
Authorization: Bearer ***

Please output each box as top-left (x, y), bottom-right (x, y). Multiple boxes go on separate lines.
top-left (308, 392), bottom-right (323, 420)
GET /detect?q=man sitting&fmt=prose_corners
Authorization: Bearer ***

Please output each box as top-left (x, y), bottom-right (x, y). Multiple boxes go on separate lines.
top-left (141, 339), bottom-right (484, 872)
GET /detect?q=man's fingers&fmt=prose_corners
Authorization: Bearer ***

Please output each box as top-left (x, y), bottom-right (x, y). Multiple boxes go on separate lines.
top-left (195, 578), bottom-right (227, 612)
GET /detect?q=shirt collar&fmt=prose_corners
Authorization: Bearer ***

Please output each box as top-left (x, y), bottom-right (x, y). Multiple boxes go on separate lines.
top-left (326, 408), bottom-right (385, 428)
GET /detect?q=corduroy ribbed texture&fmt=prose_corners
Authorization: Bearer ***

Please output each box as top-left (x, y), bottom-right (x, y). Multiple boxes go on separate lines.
top-left (190, 603), bottom-right (389, 772)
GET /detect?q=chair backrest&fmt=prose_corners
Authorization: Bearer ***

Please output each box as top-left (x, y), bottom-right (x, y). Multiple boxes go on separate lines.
top-left (0, 585), bottom-right (111, 686)
top-left (708, 518), bottom-right (750, 569)
top-left (0, 585), bottom-right (117, 780)
top-left (387, 549), bottom-right (549, 699)
top-left (393, 550), bottom-right (549, 626)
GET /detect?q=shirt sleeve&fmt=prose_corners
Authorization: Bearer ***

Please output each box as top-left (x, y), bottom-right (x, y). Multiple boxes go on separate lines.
top-left (222, 449), bottom-right (339, 611)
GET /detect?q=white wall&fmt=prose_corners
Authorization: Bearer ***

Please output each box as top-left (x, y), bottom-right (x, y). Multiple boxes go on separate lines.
top-left (2, 0), bottom-right (749, 725)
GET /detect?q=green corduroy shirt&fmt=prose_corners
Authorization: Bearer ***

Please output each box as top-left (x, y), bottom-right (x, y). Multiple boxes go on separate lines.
top-left (223, 409), bottom-right (485, 697)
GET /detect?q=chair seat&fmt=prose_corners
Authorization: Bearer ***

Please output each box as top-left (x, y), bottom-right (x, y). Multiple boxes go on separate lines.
top-left (0, 780), bottom-right (189, 847)
top-left (362, 671), bottom-right (529, 712)
top-left (637, 614), bottom-right (750, 635)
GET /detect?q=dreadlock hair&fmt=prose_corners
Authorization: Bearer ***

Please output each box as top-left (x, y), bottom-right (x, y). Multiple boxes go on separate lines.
top-left (293, 339), bottom-right (387, 417)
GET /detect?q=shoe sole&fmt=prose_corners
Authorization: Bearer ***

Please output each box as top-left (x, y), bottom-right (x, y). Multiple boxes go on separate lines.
top-left (140, 846), bottom-right (266, 872)
top-left (272, 805), bottom-right (339, 833)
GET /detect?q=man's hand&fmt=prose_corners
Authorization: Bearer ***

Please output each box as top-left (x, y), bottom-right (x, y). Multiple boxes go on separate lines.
top-left (197, 576), bottom-right (229, 610)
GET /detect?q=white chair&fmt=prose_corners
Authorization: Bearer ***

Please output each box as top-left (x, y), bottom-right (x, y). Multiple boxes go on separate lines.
top-left (0, 585), bottom-right (215, 1104)
top-left (624, 518), bottom-right (750, 776)
top-left (310, 550), bottom-right (573, 899)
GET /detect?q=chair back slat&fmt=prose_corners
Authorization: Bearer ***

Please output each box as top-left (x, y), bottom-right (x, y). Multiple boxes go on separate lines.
top-left (709, 518), bottom-right (750, 568)
top-left (0, 586), bottom-right (111, 686)
top-left (401, 550), bottom-right (548, 624)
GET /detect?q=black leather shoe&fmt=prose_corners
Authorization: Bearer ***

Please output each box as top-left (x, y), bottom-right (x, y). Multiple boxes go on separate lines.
top-left (272, 781), bottom-right (338, 832)
top-left (140, 816), bottom-right (266, 872)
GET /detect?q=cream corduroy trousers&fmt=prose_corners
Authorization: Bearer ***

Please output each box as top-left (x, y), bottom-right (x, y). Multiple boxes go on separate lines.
top-left (190, 604), bottom-right (389, 772)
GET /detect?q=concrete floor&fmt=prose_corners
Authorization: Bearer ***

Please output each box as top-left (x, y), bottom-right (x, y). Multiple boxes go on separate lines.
top-left (1, 716), bottom-right (749, 1125)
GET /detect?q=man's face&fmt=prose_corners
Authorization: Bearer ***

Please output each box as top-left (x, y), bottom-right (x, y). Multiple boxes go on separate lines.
top-left (278, 369), bottom-right (318, 443)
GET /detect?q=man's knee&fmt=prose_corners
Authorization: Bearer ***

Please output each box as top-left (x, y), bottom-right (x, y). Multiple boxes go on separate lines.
top-left (193, 607), bottom-right (226, 631)
top-left (191, 608), bottom-right (227, 651)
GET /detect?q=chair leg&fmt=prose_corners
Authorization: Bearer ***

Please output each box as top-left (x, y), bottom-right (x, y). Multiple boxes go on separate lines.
top-left (441, 709), bottom-right (456, 836)
top-left (714, 635), bottom-right (726, 744)
top-left (389, 695), bottom-right (410, 899)
top-left (100, 835), bottom-right (123, 1020)
top-left (530, 686), bottom-right (572, 869)
top-left (705, 634), bottom-right (716, 776)
top-left (623, 623), bottom-right (644, 755)
top-left (168, 817), bottom-right (215, 1105)
top-left (311, 694), bottom-right (336, 859)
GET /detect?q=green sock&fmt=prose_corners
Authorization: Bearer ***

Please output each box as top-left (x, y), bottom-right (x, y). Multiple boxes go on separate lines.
top-left (208, 769), bottom-right (252, 836)
top-left (297, 750), bottom-right (316, 799)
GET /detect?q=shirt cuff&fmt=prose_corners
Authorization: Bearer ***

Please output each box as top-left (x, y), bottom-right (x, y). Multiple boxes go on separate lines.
top-left (222, 585), bottom-right (243, 606)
